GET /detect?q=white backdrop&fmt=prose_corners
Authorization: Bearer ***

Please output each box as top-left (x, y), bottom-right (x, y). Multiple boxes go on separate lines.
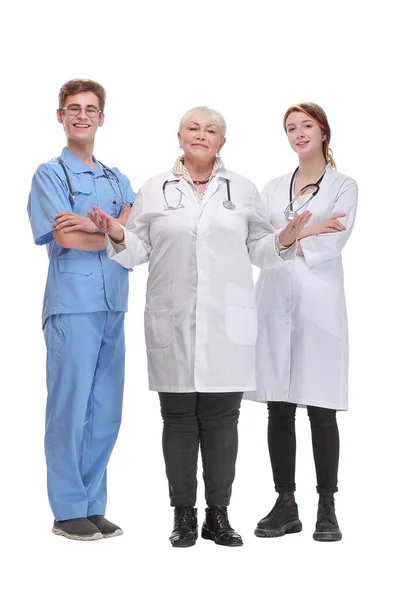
top-left (1, 0), bottom-right (398, 598)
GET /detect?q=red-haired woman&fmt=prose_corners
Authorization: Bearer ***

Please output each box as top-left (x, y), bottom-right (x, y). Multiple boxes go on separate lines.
top-left (248, 103), bottom-right (358, 542)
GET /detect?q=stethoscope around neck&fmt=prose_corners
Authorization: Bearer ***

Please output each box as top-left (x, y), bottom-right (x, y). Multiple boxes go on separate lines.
top-left (283, 167), bottom-right (325, 220)
top-left (162, 177), bottom-right (235, 211)
top-left (57, 157), bottom-right (132, 207)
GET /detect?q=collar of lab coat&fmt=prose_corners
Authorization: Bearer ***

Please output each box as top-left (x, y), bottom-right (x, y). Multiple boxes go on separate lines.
top-left (60, 146), bottom-right (104, 177)
top-left (173, 166), bottom-right (231, 203)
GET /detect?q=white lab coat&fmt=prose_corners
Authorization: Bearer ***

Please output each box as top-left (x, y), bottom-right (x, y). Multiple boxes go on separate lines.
top-left (247, 164), bottom-right (357, 410)
top-left (106, 167), bottom-right (296, 392)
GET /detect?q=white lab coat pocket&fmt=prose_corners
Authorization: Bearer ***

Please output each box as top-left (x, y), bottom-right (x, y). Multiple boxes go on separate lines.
top-left (144, 284), bottom-right (174, 349)
top-left (226, 282), bottom-right (258, 346)
top-left (300, 271), bottom-right (344, 338)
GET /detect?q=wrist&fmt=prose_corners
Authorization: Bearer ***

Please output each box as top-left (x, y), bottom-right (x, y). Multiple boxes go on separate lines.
top-left (298, 226), bottom-right (314, 239)
top-left (110, 231), bottom-right (124, 244)
top-left (278, 234), bottom-right (294, 248)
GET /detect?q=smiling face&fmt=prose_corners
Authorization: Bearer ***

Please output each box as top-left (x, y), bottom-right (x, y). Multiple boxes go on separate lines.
top-left (177, 118), bottom-right (226, 165)
top-left (285, 111), bottom-right (326, 159)
top-left (57, 91), bottom-right (104, 145)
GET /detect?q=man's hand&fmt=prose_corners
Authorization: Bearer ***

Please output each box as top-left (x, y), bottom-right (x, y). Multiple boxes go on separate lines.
top-left (88, 206), bottom-right (125, 244)
top-left (54, 211), bottom-right (99, 233)
top-left (279, 211), bottom-right (312, 248)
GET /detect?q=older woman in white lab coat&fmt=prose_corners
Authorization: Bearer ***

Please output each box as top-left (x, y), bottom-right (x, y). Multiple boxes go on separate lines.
top-left (248, 103), bottom-right (357, 543)
top-left (89, 106), bottom-right (310, 548)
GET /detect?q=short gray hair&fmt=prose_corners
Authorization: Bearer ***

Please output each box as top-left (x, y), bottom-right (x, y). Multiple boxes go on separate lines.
top-left (178, 106), bottom-right (227, 137)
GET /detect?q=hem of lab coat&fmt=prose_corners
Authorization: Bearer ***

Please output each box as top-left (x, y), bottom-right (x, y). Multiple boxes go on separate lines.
top-left (243, 394), bottom-right (348, 411)
top-left (150, 384), bottom-right (256, 393)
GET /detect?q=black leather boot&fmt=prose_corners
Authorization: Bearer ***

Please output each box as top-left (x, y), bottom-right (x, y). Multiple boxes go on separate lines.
top-left (169, 506), bottom-right (198, 548)
top-left (313, 494), bottom-right (342, 542)
top-left (255, 496), bottom-right (302, 538)
top-left (202, 506), bottom-right (243, 546)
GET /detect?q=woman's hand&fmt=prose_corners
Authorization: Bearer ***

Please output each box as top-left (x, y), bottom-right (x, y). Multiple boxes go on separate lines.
top-left (116, 205), bottom-right (131, 226)
top-left (54, 211), bottom-right (98, 233)
top-left (88, 206), bottom-right (125, 243)
top-left (299, 212), bottom-right (347, 239)
top-left (279, 211), bottom-right (312, 247)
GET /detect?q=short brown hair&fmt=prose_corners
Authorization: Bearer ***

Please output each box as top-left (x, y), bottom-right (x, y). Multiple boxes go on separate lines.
top-left (58, 79), bottom-right (106, 112)
top-left (283, 102), bottom-right (336, 169)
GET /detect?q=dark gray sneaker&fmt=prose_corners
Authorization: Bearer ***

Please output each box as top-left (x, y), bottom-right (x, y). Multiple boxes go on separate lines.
top-left (87, 515), bottom-right (124, 538)
top-left (313, 495), bottom-right (342, 542)
top-left (255, 497), bottom-right (302, 538)
top-left (52, 517), bottom-right (103, 541)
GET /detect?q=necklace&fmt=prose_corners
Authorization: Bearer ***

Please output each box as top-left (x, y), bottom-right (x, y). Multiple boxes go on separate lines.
top-left (192, 177), bottom-right (210, 185)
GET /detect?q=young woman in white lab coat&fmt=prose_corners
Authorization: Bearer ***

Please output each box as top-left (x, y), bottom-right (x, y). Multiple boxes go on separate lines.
top-left (249, 103), bottom-right (357, 542)
top-left (89, 106), bottom-right (311, 548)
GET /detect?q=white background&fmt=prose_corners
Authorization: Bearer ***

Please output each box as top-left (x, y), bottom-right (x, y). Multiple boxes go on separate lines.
top-left (1, 0), bottom-right (398, 598)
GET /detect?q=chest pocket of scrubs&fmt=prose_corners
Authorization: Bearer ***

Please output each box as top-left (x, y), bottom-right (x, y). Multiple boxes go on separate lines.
top-left (58, 257), bottom-right (94, 275)
top-left (226, 282), bottom-right (258, 345)
top-left (144, 284), bottom-right (174, 349)
top-left (69, 189), bottom-right (93, 219)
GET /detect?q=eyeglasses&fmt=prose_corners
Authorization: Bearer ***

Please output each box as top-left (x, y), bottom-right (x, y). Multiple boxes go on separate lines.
top-left (61, 104), bottom-right (102, 118)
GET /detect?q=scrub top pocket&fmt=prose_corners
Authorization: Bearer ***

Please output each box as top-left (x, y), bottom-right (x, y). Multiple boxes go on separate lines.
top-left (58, 258), bottom-right (94, 276)
top-left (67, 183), bottom-right (93, 215)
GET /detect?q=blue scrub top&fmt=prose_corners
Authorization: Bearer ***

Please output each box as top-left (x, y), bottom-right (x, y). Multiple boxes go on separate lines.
top-left (28, 147), bottom-right (136, 326)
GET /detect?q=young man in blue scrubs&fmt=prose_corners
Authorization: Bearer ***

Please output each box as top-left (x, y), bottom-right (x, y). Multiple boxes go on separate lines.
top-left (28, 79), bottom-right (135, 541)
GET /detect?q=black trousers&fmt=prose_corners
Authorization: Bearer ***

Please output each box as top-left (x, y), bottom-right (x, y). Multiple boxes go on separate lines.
top-left (267, 402), bottom-right (339, 495)
top-left (159, 392), bottom-right (243, 507)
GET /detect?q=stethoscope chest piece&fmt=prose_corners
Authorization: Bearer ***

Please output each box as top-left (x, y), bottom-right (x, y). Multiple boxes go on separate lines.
top-left (284, 209), bottom-right (296, 221)
top-left (223, 200), bottom-right (235, 210)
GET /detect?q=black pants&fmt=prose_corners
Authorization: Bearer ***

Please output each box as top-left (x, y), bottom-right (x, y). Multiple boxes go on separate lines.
top-left (267, 402), bottom-right (339, 495)
top-left (159, 392), bottom-right (243, 507)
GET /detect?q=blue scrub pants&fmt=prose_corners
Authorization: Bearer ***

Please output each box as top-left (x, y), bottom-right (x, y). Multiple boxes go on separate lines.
top-left (44, 311), bottom-right (125, 521)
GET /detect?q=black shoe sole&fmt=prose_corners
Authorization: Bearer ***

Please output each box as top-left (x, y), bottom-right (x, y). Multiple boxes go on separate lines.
top-left (170, 533), bottom-right (198, 548)
top-left (201, 526), bottom-right (243, 546)
top-left (254, 520), bottom-right (303, 538)
top-left (313, 530), bottom-right (342, 542)
top-left (170, 540), bottom-right (197, 548)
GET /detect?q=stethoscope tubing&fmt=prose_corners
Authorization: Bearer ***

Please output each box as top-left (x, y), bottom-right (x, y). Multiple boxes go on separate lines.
top-left (57, 157), bottom-right (131, 207)
top-left (162, 177), bottom-right (236, 211)
top-left (285, 167), bottom-right (325, 219)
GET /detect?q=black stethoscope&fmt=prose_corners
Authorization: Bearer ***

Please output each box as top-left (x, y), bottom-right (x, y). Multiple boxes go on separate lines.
top-left (283, 167), bottom-right (325, 220)
top-left (162, 177), bottom-right (235, 211)
top-left (57, 157), bottom-right (132, 207)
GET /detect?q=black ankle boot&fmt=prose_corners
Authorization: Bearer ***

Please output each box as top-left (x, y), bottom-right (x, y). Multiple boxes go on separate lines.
top-left (202, 506), bottom-right (243, 546)
top-left (255, 496), bottom-right (302, 538)
top-left (313, 494), bottom-right (342, 542)
top-left (169, 506), bottom-right (198, 548)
